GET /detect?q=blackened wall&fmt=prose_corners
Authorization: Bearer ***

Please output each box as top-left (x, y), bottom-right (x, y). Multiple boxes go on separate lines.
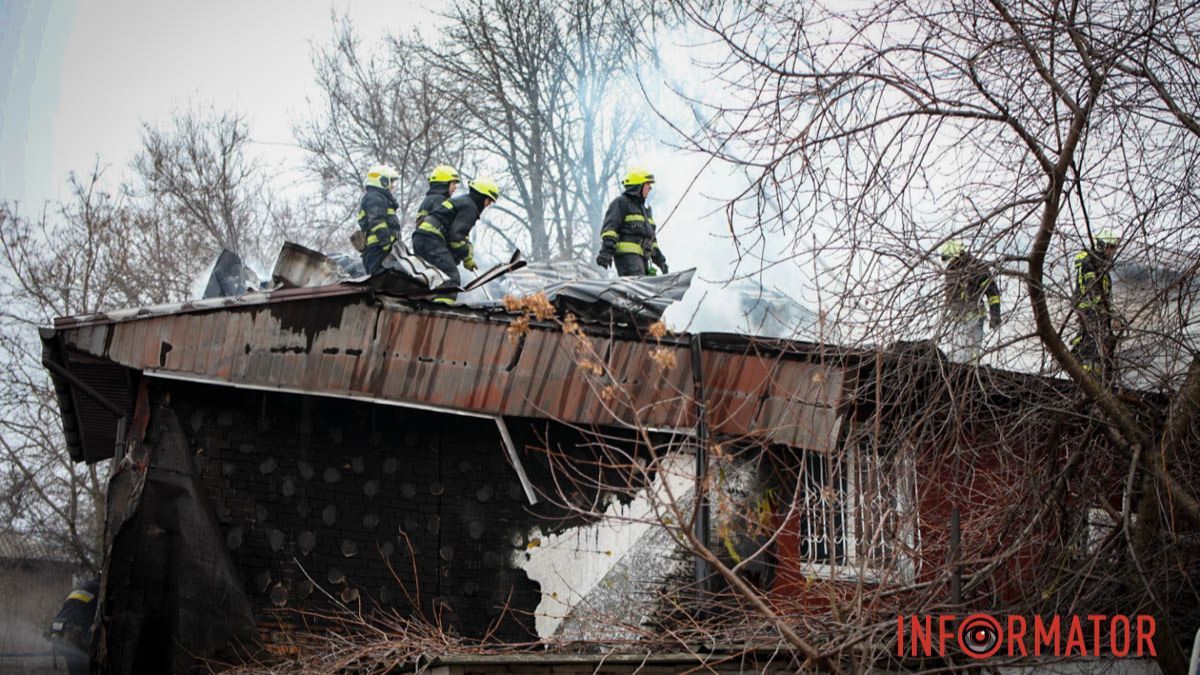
top-left (163, 380), bottom-right (552, 643)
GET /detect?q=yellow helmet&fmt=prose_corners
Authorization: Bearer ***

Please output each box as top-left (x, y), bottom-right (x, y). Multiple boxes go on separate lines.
top-left (364, 164), bottom-right (400, 189)
top-left (1095, 229), bottom-right (1119, 247)
top-left (429, 165), bottom-right (460, 183)
top-left (622, 168), bottom-right (655, 187)
top-left (939, 240), bottom-right (965, 260)
top-left (469, 176), bottom-right (501, 201)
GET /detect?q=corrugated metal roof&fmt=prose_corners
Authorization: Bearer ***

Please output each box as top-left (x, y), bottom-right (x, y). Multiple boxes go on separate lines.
top-left (44, 292), bottom-right (846, 463)
top-left (53, 283), bottom-right (368, 330)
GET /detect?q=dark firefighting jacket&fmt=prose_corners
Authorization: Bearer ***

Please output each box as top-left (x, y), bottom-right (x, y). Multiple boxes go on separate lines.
top-left (50, 579), bottom-right (99, 648)
top-left (945, 253), bottom-right (1001, 325)
top-left (417, 191), bottom-right (486, 262)
top-left (415, 182), bottom-right (453, 225)
top-left (357, 186), bottom-right (402, 252)
top-left (599, 185), bottom-right (667, 267)
top-left (1073, 248), bottom-right (1113, 315)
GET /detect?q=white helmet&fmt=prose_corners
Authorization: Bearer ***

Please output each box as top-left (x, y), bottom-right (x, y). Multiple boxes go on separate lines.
top-left (364, 164), bottom-right (400, 189)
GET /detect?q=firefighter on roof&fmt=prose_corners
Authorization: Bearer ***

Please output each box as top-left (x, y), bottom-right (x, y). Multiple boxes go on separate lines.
top-left (939, 240), bottom-right (1002, 362)
top-left (596, 168), bottom-right (669, 277)
top-left (1071, 229), bottom-right (1121, 375)
top-left (413, 176), bottom-right (500, 304)
top-left (416, 165), bottom-right (460, 224)
top-left (358, 163), bottom-right (403, 275)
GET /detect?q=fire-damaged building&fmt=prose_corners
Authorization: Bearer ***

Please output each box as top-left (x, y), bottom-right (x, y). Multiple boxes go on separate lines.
top-left (38, 246), bottom-right (1184, 673)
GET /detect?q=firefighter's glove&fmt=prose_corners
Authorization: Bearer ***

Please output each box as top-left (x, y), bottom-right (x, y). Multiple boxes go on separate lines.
top-left (596, 251), bottom-right (612, 269)
top-left (990, 315), bottom-right (1001, 330)
top-left (463, 256), bottom-right (478, 272)
top-left (656, 260), bottom-right (669, 274)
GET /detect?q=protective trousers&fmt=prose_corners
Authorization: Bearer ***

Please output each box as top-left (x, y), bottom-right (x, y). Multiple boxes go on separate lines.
top-left (615, 253), bottom-right (648, 277)
top-left (944, 314), bottom-right (984, 363)
top-left (1071, 309), bottom-right (1113, 375)
top-left (362, 245), bottom-right (389, 275)
top-left (412, 231), bottom-right (460, 304)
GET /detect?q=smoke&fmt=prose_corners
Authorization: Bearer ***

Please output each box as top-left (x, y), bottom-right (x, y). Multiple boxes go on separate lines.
top-left (0, 565), bottom-right (75, 657)
top-left (629, 23), bottom-right (828, 340)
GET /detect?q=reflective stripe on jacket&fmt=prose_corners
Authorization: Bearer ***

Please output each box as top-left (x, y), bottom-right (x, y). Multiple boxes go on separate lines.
top-left (418, 192), bottom-right (485, 262)
top-left (599, 185), bottom-right (666, 266)
top-left (415, 183), bottom-right (453, 224)
top-left (944, 253), bottom-right (1001, 324)
top-left (357, 186), bottom-right (402, 250)
top-left (1073, 249), bottom-right (1112, 312)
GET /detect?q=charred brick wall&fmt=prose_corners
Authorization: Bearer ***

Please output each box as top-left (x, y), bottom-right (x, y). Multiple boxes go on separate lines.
top-left (161, 379), bottom-right (554, 643)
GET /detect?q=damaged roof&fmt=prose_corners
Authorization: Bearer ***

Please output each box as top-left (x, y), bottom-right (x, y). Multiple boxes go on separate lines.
top-left (42, 281), bottom-right (847, 464)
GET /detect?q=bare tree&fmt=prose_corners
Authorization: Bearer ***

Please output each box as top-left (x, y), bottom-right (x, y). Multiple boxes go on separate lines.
top-left (297, 16), bottom-right (473, 232)
top-left (133, 105), bottom-right (275, 265)
top-left (0, 104), bottom-right (297, 570)
top-left (653, 0), bottom-right (1200, 672)
top-left (296, 3), bottom-right (651, 262)
top-left (432, 0), bottom-right (649, 260)
top-left (0, 169), bottom-right (137, 570)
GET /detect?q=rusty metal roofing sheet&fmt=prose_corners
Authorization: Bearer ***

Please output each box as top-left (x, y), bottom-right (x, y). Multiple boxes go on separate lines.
top-left (53, 283), bottom-right (369, 330)
top-left (45, 294), bottom-right (846, 463)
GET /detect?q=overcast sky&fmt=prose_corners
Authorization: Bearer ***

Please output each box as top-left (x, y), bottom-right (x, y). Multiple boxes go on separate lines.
top-left (0, 0), bottom-right (434, 208)
top-left (0, 0), bottom-right (818, 337)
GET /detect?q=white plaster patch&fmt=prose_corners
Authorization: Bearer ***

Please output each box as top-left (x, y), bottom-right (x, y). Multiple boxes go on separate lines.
top-left (514, 452), bottom-right (696, 639)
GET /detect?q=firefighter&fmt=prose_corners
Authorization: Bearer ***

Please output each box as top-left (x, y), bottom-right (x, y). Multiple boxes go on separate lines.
top-left (1071, 229), bottom-right (1120, 375)
top-left (939, 240), bottom-right (1001, 362)
top-left (595, 168), bottom-right (669, 277)
top-left (413, 176), bottom-right (500, 304)
top-left (416, 165), bottom-right (460, 224)
top-left (358, 163), bottom-right (404, 275)
top-left (47, 578), bottom-right (99, 675)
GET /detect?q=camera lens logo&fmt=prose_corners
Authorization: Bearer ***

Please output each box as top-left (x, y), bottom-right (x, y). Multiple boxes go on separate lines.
top-left (957, 614), bottom-right (1003, 659)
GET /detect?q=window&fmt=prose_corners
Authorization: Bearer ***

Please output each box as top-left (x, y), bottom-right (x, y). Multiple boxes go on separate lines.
top-left (787, 434), bottom-right (917, 581)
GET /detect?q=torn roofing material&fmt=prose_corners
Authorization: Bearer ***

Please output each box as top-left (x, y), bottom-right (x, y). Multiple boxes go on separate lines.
top-left (203, 249), bottom-right (262, 299)
top-left (203, 242), bottom-right (685, 324)
top-left (204, 241), bottom-right (527, 301)
top-left (271, 242), bottom-right (348, 290)
top-left (42, 289), bottom-right (846, 464)
top-left (266, 242), bottom-right (692, 324)
top-left (369, 248), bottom-right (529, 298)
top-left (494, 264), bottom-right (695, 323)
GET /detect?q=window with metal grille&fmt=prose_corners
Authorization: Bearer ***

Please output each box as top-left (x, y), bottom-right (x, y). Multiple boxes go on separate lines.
top-left (792, 438), bottom-right (917, 579)
top-left (796, 450), bottom-right (848, 565)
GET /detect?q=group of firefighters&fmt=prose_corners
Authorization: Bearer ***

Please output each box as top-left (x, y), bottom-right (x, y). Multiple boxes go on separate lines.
top-left (355, 164), bottom-right (667, 304)
top-left (940, 229), bottom-right (1122, 375)
top-left (354, 162), bottom-right (1120, 375)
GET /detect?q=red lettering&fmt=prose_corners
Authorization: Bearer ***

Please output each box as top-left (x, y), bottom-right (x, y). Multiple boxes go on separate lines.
top-left (1088, 615), bottom-right (1105, 656)
top-left (1007, 615), bottom-right (1027, 656)
top-left (938, 615), bottom-right (955, 656)
top-left (1065, 616), bottom-right (1086, 656)
top-left (911, 615), bottom-right (932, 657)
top-left (1110, 615), bottom-right (1130, 657)
top-left (1136, 615), bottom-right (1156, 656)
top-left (1034, 615), bottom-right (1060, 656)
